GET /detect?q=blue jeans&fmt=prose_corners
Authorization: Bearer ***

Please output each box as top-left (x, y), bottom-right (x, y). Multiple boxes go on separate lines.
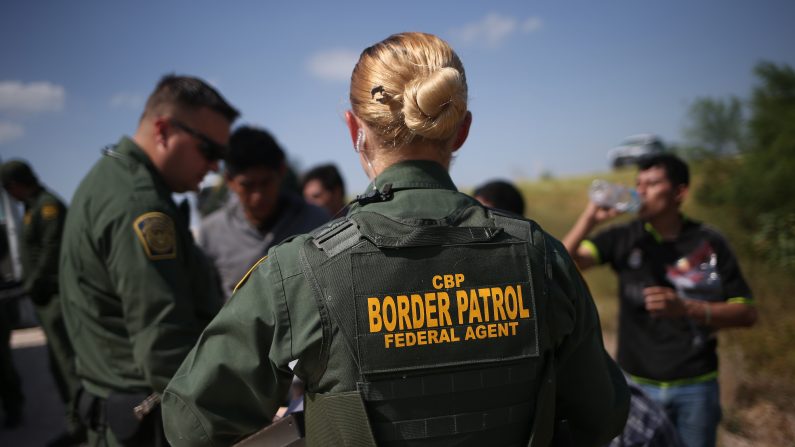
top-left (637, 379), bottom-right (721, 447)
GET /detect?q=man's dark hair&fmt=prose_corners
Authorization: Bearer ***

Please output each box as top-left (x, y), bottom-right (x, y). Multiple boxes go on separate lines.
top-left (0, 159), bottom-right (39, 188)
top-left (226, 126), bottom-right (285, 176)
top-left (473, 179), bottom-right (525, 216)
top-left (141, 74), bottom-right (240, 123)
top-left (301, 164), bottom-right (346, 197)
top-left (637, 153), bottom-right (690, 187)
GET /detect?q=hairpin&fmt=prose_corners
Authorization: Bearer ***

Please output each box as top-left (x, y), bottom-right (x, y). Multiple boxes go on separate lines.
top-left (370, 85), bottom-right (391, 104)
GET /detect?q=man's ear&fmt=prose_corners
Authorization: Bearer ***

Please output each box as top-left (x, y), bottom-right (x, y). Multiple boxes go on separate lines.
top-left (451, 111), bottom-right (472, 152)
top-left (152, 117), bottom-right (170, 149)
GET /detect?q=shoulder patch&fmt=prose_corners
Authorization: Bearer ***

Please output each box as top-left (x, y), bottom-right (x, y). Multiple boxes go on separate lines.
top-left (233, 256), bottom-right (269, 296)
top-left (41, 204), bottom-right (59, 220)
top-left (133, 212), bottom-right (177, 260)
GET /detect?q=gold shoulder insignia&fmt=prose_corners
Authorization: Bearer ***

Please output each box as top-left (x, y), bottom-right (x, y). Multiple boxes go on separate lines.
top-left (41, 204), bottom-right (59, 220)
top-left (232, 256), bottom-right (269, 296)
top-left (133, 212), bottom-right (177, 260)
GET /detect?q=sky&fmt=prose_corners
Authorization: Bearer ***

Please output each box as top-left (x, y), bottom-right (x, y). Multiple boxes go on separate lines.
top-left (1, 0), bottom-right (794, 202)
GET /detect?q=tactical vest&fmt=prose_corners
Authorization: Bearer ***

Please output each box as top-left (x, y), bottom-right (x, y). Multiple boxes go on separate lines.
top-left (298, 204), bottom-right (559, 447)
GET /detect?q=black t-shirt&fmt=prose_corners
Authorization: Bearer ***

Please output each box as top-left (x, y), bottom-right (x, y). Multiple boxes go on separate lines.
top-left (588, 218), bottom-right (752, 381)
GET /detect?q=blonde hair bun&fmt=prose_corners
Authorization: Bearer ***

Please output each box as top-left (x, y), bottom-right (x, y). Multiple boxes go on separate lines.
top-left (350, 32), bottom-right (468, 147)
top-left (402, 67), bottom-right (467, 140)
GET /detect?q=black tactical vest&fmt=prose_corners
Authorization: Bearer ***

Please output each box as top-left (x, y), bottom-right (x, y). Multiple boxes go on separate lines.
top-left (299, 205), bottom-right (556, 447)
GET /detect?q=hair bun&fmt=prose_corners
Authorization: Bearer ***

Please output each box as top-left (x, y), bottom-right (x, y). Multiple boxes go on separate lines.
top-left (402, 67), bottom-right (467, 140)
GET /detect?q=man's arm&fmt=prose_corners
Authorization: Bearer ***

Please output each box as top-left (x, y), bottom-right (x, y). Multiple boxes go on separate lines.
top-left (562, 202), bottom-right (619, 270)
top-left (643, 287), bottom-right (757, 329)
top-left (107, 209), bottom-right (212, 393)
top-left (162, 255), bottom-right (294, 447)
top-left (24, 199), bottom-right (65, 297)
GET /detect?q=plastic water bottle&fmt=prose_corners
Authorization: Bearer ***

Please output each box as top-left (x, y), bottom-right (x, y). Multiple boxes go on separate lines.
top-left (588, 179), bottom-right (641, 212)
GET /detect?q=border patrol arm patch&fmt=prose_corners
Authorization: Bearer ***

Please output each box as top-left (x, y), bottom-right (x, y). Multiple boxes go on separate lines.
top-left (41, 204), bottom-right (60, 220)
top-left (133, 212), bottom-right (177, 260)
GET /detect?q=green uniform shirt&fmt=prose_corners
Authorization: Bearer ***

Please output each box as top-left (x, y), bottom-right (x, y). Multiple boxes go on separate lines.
top-left (162, 161), bottom-right (628, 446)
top-left (21, 187), bottom-right (66, 303)
top-left (60, 137), bottom-right (222, 398)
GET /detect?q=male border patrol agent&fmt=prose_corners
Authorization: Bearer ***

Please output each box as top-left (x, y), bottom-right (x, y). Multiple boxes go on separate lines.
top-left (59, 74), bottom-right (238, 446)
top-left (163, 32), bottom-right (628, 447)
top-left (1, 160), bottom-right (86, 445)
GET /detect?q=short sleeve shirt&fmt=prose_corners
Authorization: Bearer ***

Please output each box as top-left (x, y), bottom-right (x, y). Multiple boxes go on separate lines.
top-left (587, 218), bottom-right (752, 381)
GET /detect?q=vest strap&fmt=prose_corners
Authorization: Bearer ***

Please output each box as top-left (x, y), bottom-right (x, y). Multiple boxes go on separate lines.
top-left (358, 363), bottom-right (536, 402)
top-left (372, 401), bottom-right (533, 442)
top-left (312, 220), bottom-right (362, 256)
top-left (305, 391), bottom-right (377, 447)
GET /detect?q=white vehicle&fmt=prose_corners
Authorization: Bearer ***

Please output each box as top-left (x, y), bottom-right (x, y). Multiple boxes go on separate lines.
top-left (607, 134), bottom-right (666, 168)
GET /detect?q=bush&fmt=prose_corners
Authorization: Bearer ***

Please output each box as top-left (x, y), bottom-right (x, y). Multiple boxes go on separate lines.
top-left (693, 62), bottom-right (795, 269)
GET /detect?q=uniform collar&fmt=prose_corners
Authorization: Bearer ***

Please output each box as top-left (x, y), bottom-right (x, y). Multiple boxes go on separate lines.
top-left (369, 160), bottom-right (458, 193)
top-left (109, 136), bottom-right (173, 196)
top-left (113, 136), bottom-right (155, 169)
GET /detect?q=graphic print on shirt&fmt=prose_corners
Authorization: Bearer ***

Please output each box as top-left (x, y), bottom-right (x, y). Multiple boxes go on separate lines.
top-left (665, 240), bottom-right (722, 302)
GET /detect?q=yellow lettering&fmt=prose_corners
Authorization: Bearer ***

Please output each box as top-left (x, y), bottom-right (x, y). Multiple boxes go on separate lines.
top-left (491, 287), bottom-right (507, 321)
top-left (428, 329), bottom-right (439, 344)
top-left (456, 290), bottom-right (468, 324)
top-left (384, 333), bottom-right (394, 348)
top-left (478, 288), bottom-right (491, 321)
top-left (417, 330), bottom-right (427, 345)
top-left (439, 328), bottom-right (451, 343)
top-left (505, 287), bottom-right (518, 319)
top-left (444, 275), bottom-right (455, 289)
top-left (465, 326), bottom-right (476, 340)
top-left (518, 285), bottom-right (531, 318)
top-left (396, 295), bottom-right (411, 330)
top-left (425, 292), bottom-right (438, 328)
top-left (368, 298), bottom-right (382, 332)
top-left (405, 331), bottom-right (416, 347)
top-left (437, 292), bottom-right (452, 326)
top-left (455, 273), bottom-right (465, 287)
top-left (508, 321), bottom-right (519, 335)
top-left (393, 332), bottom-right (405, 347)
top-left (487, 323), bottom-right (498, 338)
top-left (468, 289), bottom-right (483, 323)
top-left (476, 324), bottom-right (487, 339)
top-left (432, 275), bottom-right (444, 290)
top-left (497, 322), bottom-right (509, 337)
top-left (383, 296), bottom-right (396, 331)
top-left (410, 294), bottom-right (425, 329)
top-left (450, 328), bottom-right (460, 342)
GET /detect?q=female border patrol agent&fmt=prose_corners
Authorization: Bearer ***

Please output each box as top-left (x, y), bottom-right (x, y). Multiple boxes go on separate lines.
top-left (162, 32), bottom-right (629, 447)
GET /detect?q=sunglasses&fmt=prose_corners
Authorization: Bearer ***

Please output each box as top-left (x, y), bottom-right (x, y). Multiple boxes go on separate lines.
top-left (169, 119), bottom-right (228, 162)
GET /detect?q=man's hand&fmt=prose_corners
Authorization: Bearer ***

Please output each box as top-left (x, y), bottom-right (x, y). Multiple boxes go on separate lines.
top-left (643, 286), bottom-right (687, 318)
top-left (586, 201), bottom-right (622, 224)
top-left (563, 202), bottom-right (622, 268)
